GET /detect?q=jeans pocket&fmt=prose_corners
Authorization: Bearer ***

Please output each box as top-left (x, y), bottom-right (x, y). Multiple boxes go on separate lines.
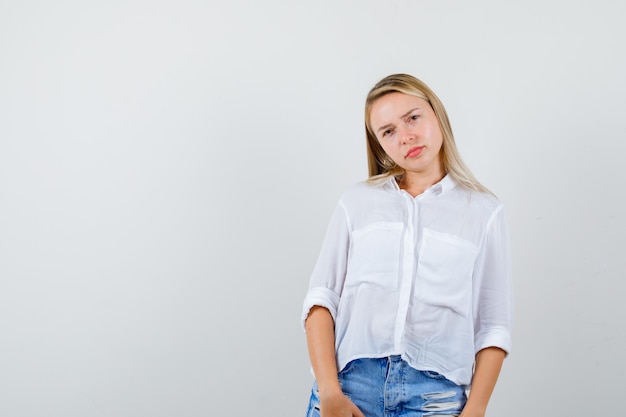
top-left (422, 369), bottom-right (447, 380)
top-left (338, 358), bottom-right (361, 377)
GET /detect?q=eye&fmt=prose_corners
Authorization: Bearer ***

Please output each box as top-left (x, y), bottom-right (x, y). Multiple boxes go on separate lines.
top-left (382, 128), bottom-right (394, 138)
top-left (408, 114), bottom-right (419, 122)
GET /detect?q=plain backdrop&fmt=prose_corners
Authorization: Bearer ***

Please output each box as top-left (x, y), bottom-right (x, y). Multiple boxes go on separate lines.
top-left (1, 1), bottom-right (624, 416)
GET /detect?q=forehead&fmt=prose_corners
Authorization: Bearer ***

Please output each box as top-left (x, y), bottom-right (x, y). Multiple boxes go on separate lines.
top-left (369, 92), bottom-right (430, 125)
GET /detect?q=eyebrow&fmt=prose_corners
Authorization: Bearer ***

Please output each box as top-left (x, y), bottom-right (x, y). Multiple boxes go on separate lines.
top-left (376, 107), bottom-right (420, 134)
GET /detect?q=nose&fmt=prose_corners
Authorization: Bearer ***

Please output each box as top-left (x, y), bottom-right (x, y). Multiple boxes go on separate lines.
top-left (399, 126), bottom-right (415, 144)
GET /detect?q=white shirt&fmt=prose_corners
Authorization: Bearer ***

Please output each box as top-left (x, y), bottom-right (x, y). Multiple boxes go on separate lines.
top-left (301, 175), bottom-right (513, 387)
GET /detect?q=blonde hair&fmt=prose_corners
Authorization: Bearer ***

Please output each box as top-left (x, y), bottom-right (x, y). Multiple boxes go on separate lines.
top-left (365, 73), bottom-right (491, 194)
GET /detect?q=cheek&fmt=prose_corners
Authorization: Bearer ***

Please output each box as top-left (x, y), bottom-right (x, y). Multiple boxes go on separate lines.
top-left (376, 139), bottom-right (391, 153)
top-left (436, 132), bottom-right (444, 148)
top-left (425, 125), bottom-right (444, 147)
top-left (379, 142), bottom-right (397, 157)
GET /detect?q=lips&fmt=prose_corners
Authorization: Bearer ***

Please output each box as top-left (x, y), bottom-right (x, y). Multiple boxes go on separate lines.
top-left (405, 146), bottom-right (424, 158)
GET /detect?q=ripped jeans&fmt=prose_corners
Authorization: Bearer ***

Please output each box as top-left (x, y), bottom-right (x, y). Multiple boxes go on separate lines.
top-left (306, 356), bottom-right (466, 417)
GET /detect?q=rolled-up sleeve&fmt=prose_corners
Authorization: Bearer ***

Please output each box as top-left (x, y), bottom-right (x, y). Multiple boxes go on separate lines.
top-left (301, 202), bottom-right (350, 331)
top-left (472, 205), bottom-right (514, 355)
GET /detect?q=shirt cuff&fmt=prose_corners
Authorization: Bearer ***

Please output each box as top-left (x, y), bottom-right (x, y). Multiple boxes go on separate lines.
top-left (474, 326), bottom-right (512, 356)
top-left (301, 287), bottom-right (341, 332)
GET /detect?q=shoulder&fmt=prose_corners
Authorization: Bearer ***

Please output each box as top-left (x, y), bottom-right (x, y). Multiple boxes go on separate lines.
top-left (470, 189), bottom-right (503, 212)
top-left (338, 178), bottom-right (395, 207)
top-left (447, 184), bottom-right (505, 220)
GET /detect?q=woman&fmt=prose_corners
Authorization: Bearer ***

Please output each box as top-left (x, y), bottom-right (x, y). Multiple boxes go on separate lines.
top-left (301, 74), bottom-right (513, 417)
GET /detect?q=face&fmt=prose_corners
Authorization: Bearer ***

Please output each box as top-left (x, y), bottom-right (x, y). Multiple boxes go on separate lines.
top-left (369, 92), bottom-right (444, 178)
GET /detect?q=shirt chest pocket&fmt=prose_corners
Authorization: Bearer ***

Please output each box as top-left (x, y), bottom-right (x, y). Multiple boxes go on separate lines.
top-left (345, 222), bottom-right (404, 291)
top-left (415, 228), bottom-right (479, 317)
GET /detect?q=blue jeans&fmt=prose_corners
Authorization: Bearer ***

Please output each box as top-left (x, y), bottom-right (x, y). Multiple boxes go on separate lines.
top-left (306, 356), bottom-right (466, 417)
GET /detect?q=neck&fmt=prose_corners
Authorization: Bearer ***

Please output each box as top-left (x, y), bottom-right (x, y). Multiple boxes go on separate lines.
top-left (399, 169), bottom-right (445, 197)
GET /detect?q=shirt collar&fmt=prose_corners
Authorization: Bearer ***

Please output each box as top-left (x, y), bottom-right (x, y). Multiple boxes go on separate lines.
top-left (383, 173), bottom-right (457, 197)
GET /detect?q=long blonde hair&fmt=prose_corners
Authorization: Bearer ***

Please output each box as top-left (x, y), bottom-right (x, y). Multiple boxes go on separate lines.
top-left (365, 74), bottom-right (491, 194)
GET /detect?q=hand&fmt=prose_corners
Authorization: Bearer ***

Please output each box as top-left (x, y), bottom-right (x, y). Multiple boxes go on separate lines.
top-left (319, 391), bottom-right (365, 417)
top-left (459, 408), bottom-right (485, 417)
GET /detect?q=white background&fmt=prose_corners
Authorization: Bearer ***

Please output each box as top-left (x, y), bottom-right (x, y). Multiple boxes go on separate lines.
top-left (1, 1), bottom-right (624, 416)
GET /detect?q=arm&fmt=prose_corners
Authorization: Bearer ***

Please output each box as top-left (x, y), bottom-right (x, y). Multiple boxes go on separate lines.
top-left (305, 306), bottom-right (364, 417)
top-left (459, 347), bottom-right (506, 417)
top-left (465, 205), bottom-right (513, 416)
